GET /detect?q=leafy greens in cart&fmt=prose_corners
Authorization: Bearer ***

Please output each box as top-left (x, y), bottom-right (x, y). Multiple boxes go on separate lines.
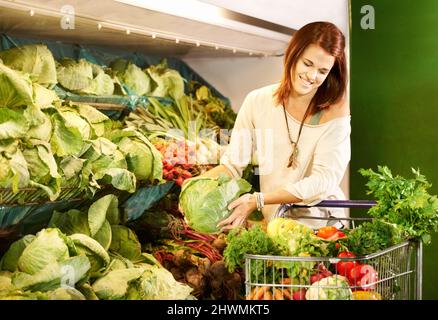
top-left (360, 166), bottom-right (438, 244)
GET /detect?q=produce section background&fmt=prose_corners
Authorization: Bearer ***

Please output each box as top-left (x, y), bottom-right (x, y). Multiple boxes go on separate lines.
top-left (350, 0), bottom-right (438, 299)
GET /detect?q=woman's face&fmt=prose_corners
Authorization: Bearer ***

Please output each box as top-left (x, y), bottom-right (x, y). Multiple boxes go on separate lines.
top-left (290, 43), bottom-right (336, 97)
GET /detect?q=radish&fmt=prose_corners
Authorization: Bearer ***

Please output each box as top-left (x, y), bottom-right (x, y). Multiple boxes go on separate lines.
top-left (293, 289), bottom-right (307, 300)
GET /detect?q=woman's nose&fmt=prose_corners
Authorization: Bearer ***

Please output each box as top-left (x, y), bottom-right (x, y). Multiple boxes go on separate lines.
top-left (307, 70), bottom-right (317, 81)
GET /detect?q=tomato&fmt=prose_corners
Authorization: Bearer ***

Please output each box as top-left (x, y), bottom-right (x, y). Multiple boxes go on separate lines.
top-left (336, 251), bottom-right (357, 277)
top-left (348, 264), bottom-right (378, 291)
top-left (316, 226), bottom-right (338, 239)
top-left (357, 265), bottom-right (378, 291)
top-left (348, 264), bottom-right (362, 282)
top-left (292, 289), bottom-right (307, 300)
top-left (335, 231), bottom-right (346, 238)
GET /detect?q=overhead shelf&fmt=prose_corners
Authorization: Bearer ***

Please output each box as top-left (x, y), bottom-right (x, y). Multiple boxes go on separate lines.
top-left (0, 0), bottom-right (293, 58)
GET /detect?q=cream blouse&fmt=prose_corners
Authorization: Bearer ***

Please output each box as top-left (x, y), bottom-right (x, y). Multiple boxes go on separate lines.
top-left (220, 83), bottom-right (351, 228)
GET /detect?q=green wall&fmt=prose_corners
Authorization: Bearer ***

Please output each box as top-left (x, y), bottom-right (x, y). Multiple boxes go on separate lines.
top-left (350, 0), bottom-right (438, 299)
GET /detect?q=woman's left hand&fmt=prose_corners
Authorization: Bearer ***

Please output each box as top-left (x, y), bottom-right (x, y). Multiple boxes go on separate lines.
top-left (217, 193), bottom-right (257, 232)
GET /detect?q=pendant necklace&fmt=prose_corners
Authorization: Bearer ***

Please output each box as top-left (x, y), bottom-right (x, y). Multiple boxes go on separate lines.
top-left (282, 104), bottom-right (305, 169)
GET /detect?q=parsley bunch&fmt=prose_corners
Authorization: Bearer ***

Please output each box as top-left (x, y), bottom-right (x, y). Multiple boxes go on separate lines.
top-left (360, 166), bottom-right (438, 244)
top-left (340, 220), bottom-right (404, 256)
top-left (223, 225), bottom-right (286, 273)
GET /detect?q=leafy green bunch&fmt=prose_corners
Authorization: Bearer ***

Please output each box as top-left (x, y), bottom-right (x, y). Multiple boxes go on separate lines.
top-left (360, 166), bottom-right (438, 244)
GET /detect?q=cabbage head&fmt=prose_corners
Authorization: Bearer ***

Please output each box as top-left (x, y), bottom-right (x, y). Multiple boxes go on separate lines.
top-left (109, 225), bottom-right (142, 260)
top-left (146, 59), bottom-right (185, 100)
top-left (305, 275), bottom-right (353, 300)
top-left (179, 174), bottom-right (252, 233)
top-left (110, 59), bottom-right (151, 96)
top-left (0, 44), bottom-right (57, 88)
top-left (0, 62), bottom-right (34, 108)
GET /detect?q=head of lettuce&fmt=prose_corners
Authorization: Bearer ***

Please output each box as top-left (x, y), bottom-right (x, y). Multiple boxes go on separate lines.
top-left (179, 174), bottom-right (252, 234)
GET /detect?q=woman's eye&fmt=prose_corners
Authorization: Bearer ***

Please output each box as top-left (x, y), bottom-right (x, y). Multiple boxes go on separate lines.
top-left (319, 70), bottom-right (327, 75)
top-left (304, 62), bottom-right (311, 67)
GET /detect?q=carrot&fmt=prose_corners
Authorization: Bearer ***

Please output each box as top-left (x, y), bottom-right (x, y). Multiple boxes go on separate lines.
top-left (282, 289), bottom-right (292, 300)
top-left (253, 286), bottom-right (267, 300)
top-left (263, 290), bottom-right (273, 300)
top-left (273, 289), bottom-right (284, 300)
top-left (246, 288), bottom-right (257, 300)
top-left (281, 278), bottom-right (292, 285)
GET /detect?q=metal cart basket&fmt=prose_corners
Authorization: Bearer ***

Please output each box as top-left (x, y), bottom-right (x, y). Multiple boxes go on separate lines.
top-left (245, 200), bottom-right (423, 300)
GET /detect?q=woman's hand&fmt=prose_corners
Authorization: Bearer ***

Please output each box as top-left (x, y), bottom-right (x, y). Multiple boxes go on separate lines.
top-left (217, 193), bottom-right (257, 232)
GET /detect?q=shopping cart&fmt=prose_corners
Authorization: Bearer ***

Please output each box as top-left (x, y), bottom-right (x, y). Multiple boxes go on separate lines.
top-left (245, 200), bottom-right (423, 300)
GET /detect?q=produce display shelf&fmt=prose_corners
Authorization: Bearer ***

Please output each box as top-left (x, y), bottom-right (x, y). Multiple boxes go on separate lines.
top-left (0, 187), bottom-right (84, 206)
top-left (66, 100), bottom-right (126, 111)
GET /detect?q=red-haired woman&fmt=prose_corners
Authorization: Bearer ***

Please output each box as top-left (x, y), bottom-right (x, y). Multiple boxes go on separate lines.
top-left (207, 21), bottom-right (350, 231)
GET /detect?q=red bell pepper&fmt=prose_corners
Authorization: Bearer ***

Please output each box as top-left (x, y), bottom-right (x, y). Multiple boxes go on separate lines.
top-left (348, 264), bottom-right (378, 291)
top-left (335, 251), bottom-right (358, 278)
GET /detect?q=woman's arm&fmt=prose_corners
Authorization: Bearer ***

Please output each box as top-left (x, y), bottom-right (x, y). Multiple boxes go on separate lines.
top-left (264, 189), bottom-right (302, 205)
top-left (198, 164), bottom-right (233, 179)
top-left (217, 189), bottom-right (302, 231)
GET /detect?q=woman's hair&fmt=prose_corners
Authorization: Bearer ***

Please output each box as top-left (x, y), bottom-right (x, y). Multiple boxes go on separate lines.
top-left (274, 21), bottom-right (347, 114)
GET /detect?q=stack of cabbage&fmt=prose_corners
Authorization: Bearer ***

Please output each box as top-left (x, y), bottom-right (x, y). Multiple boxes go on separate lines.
top-left (0, 195), bottom-right (193, 300)
top-left (55, 56), bottom-right (186, 99)
top-left (0, 45), bottom-right (163, 201)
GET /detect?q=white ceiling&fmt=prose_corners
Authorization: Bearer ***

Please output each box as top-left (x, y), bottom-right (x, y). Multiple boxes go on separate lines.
top-left (0, 0), bottom-right (349, 58)
top-left (200, 0), bottom-right (349, 35)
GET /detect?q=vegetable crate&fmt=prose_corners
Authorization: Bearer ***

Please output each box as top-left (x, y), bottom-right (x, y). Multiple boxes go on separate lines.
top-left (245, 200), bottom-right (423, 300)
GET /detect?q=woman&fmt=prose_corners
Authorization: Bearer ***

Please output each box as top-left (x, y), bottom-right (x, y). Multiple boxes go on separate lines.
top-left (202, 21), bottom-right (350, 231)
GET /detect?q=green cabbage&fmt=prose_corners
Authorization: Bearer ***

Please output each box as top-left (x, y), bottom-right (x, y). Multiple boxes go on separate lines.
top-left (56, 58), bottom-right (114, 95)
top-left (50, 112), bottom-right (85, 157)
top-left (26, 109), bottom-right (52, 141)
top-left (109, 225), bottom-right (142, 260)
top-left (81, 64), bottom-right (114, 96)
top-left (12, 255), bottom-right (90, 292)
top-left (32, 83), bottom-right (60, 108)
top-left (179, 175), bottom-right (252, 233)
top-left (47, 287), bottom-right (86, 300)
top-left (49, 209), bottom-right (91, 236)
top-left (17, 229), bottom-right (70, 275)
top-left (110, 59), bottom-right (151, 96)
top-left (0, 62), bottom-right (34, 108)
top-left (91, 267), bottom-right (144, 300)
top-left (0, 271), bottom-right (14, 292)
top-left (49, 195), bottom-right (119, 251)
top-left (132, 263), bottom-right (194, 300)
top-left (117, 137), bottom-right (153, 181)
top-left (0, 148), bottom-right (30, 191)
top-left (0, 44), bottom-right (57, 88)
top-left (0, 108), bottom-right (30, 139)
top-left (0, 235), bottom-right (36, 272)
top-left (146, 59), bottom-right (185, 100)
top-left (56, 58), bottom-right (92, 91)
top-left (69, 233), bottom-right (110, 276)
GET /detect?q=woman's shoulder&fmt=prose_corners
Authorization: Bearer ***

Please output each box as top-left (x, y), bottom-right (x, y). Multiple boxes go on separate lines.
top-left (320, 98), bottom-right (350, 124)
top-left (246, 83), bottom-right (280, 100)
top-left (240, 83), bottom-right (279, 113)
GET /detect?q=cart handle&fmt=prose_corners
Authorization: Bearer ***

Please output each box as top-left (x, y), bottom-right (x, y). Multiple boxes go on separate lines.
top-left (287, 200), bottom-right (377, 209)
top-left (274, 200), bottom-right (377, 226)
